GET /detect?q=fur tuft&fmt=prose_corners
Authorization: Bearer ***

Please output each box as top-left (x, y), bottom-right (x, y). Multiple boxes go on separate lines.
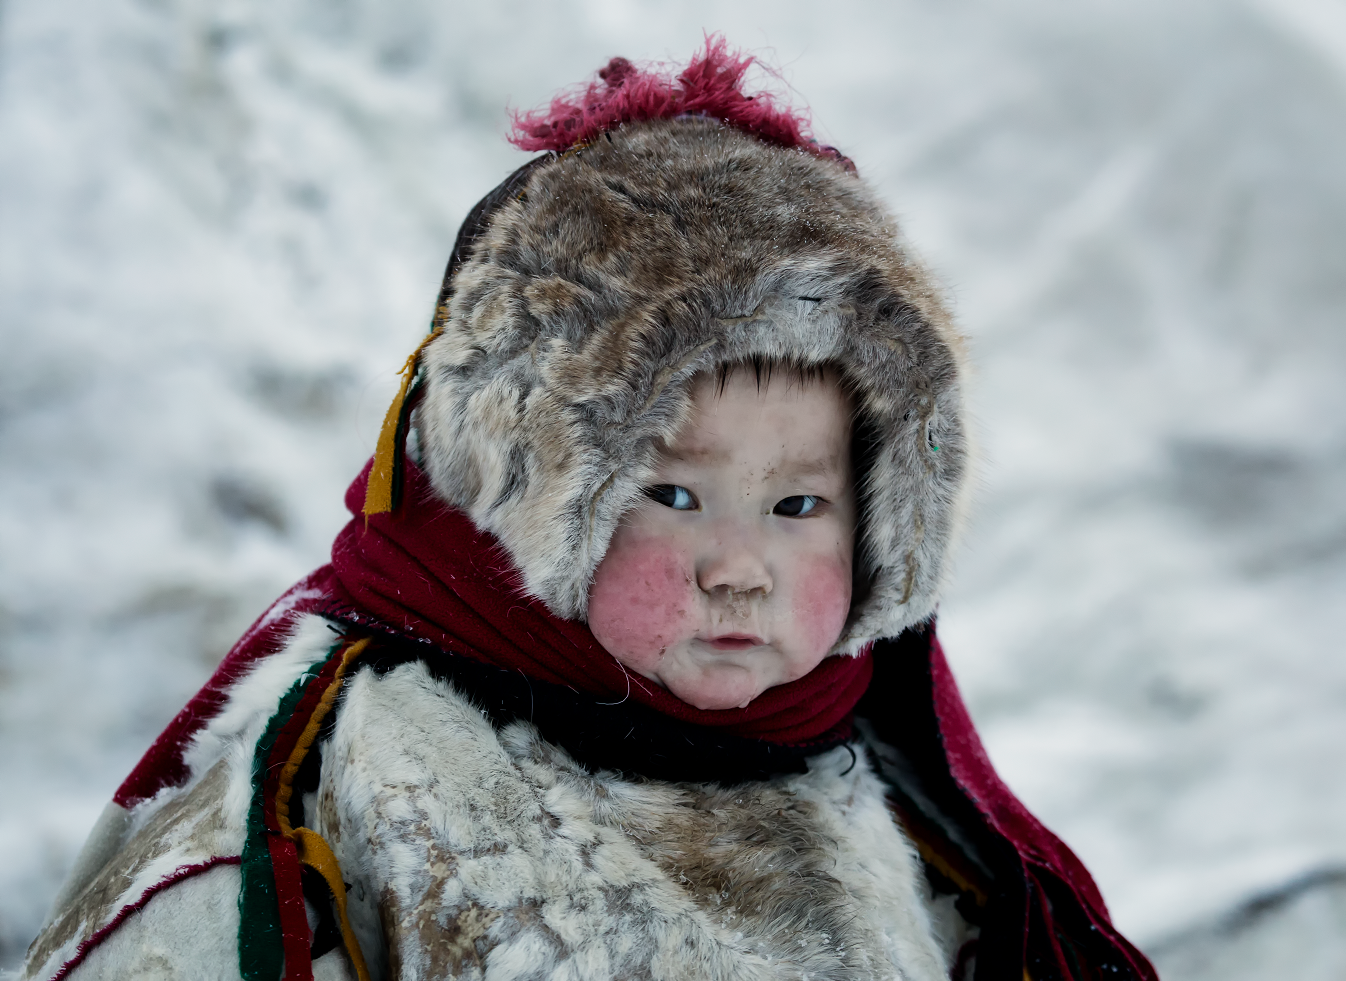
top-left (509, 36), bottom-right (847, 166)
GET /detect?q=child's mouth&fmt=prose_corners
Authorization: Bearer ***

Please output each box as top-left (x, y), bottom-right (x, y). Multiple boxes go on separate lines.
top-left (705, 634), bottom-right (765, 651)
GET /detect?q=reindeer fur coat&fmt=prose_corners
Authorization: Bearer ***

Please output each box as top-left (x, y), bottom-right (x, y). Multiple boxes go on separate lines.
top-left (21, 111), bottom-right (1155, 981)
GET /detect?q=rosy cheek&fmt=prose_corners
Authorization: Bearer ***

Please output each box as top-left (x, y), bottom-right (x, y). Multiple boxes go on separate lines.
top-left (588, 537), bottom-right (699, 669)
top-left (793, 555), bottom-right (852, 657)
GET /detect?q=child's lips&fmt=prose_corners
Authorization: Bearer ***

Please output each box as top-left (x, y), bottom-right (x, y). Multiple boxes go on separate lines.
top-left (705, 633), bottom-right (765, 651)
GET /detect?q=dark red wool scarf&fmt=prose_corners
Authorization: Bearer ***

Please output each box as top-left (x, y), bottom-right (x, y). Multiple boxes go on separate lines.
top-left (330, 459), bottom-right (873, 744)
top-left (107, 462), bottom-right (1157, 981)
top-left (117, 458), bottom-right (875, 807)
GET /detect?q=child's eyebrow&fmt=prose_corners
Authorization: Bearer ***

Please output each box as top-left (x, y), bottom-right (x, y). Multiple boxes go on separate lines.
top-left (662, 446), bottom-right (846, 480)
top-left (659, 444), bottom-right (727, 463)
top-left (779, 455), bottom-right (847, 480)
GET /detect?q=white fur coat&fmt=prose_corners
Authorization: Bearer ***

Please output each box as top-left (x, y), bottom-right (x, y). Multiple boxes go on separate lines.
top-left (23, 616), bottom-right (967, 981)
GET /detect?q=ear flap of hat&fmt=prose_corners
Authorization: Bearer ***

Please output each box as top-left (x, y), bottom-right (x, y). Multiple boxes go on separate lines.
top-left (364, 153), bottom-right (557, 519)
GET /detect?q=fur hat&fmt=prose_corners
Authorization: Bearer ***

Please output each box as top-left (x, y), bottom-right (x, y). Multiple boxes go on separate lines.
top-left (411, 42), bottom-right (970, 653)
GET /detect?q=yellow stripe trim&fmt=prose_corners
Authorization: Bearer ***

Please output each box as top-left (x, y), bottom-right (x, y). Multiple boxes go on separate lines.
top-left (273, 637), bottom-right (370, 837)
top-left (364, 328), bottom-right (443, 518)
top-left (293, 827), bottom-right (372, 981)
top-left (271, 637), bottom-right (373, 981)
top-left (910, 835), bottom-right (989, 908)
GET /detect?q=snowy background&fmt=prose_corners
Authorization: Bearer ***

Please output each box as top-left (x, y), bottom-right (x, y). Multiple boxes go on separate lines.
top-left (2, 0), bottom-right (1345, 976)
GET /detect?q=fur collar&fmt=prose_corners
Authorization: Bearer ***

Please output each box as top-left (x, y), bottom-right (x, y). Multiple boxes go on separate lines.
top-left (320, 656), bottom-right (957, 981)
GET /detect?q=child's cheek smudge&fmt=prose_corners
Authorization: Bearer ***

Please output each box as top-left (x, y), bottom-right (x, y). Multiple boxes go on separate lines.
top-left (795, 555), bottom-right (852, 656)
top-left (588, 541), bottom-right (698, 668)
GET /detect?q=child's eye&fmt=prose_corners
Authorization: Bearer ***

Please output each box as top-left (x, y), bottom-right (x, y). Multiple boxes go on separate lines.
top-left (774, 495), bottom-right (820, 517)
top-left (645, 484), bottom-right (698, 510)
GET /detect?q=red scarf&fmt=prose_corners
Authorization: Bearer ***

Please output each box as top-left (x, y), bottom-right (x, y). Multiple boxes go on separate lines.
top-left (117, 458), bottom-right (872, 808)
top-left (109, 462), bottom-right (1157, 981)
top-left (329, 459), bottom-right (873, 743)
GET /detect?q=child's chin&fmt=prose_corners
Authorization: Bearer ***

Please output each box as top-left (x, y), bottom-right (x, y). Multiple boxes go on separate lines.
top-left (667, 668), bottom-right (761, 711)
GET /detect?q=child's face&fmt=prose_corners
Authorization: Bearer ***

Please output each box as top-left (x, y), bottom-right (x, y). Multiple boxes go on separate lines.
top-left (588, 368), bottom-right (856, 711)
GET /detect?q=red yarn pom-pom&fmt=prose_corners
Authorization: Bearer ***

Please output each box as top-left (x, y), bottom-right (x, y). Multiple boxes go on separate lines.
top-left (509, 35), bottom-right (850, 168)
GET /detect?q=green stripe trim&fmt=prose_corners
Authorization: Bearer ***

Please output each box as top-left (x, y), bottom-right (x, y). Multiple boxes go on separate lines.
top-left (237, 651), bottom-right (333, 981)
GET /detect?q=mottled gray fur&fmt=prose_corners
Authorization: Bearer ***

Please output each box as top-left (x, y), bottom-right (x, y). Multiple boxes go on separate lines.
top-left (24, 619), bottom-right (964, 980)
top-left (320, 659), bottom-right (954, 981)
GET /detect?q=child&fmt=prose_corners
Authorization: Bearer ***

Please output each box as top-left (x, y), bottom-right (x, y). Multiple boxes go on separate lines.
top-left (21, 40), bottom-right (1157, 981)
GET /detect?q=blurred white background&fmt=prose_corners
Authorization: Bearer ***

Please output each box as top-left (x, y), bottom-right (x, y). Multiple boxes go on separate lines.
top-left (2, 0), bottom-right (1344, 976)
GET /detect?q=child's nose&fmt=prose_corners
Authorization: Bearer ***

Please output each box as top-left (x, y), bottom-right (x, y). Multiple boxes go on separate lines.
top-left (697, 538), bottom-right (773, 597)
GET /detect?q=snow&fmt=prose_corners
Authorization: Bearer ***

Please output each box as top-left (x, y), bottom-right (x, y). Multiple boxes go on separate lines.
top-left (2, 0), bottom-right (1344, 972)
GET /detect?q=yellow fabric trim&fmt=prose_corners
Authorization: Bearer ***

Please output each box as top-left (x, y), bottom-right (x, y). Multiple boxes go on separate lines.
top-left (364, 328), bottom-right (443, 518)
top-left (293, 827), bottom-right (372, 981)
top-left (273, 637), bottom-right (371, 837)
top-left (270, 636), bottom-right (373, 981)
top-left (910, 835), bottom-right (989, 909)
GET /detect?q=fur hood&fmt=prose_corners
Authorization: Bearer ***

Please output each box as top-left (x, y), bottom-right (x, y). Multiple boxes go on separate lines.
top-left (417, 116), bottom-right (970, 653)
